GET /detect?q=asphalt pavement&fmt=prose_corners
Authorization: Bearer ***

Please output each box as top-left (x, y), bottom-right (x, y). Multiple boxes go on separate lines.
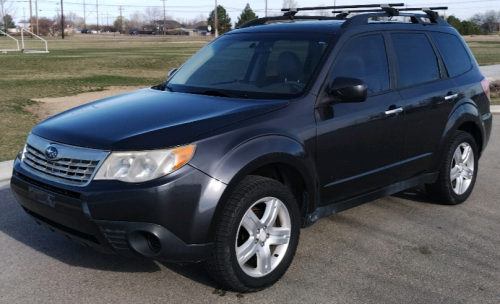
top-left (0, 119), bottom-right (499, 304)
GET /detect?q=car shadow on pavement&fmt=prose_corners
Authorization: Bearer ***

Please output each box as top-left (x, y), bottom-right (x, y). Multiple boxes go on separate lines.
top-left (159, 262), bottom-right (221, 289)
top-left (391, 185), bottom-right (439, 204)
top-left (0, 186), bottom-right (221, 288)
top-left (0, 187), bottom-right (161, 273)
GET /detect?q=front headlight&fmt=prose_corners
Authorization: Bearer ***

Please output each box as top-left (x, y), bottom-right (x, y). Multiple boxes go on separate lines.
top-left (93, 144), bottom-right (195, 183)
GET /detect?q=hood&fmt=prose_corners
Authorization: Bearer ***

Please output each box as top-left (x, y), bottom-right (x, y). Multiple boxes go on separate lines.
top-left (32, 88), bottom-right (288, 151)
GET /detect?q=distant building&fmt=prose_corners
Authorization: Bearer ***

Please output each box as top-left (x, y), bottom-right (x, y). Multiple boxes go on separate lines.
top-left (184, 21), bottom-right (208, 36)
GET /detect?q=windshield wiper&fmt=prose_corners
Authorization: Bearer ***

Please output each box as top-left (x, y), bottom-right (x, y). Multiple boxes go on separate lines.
top-left (152, 82), bottom-right (175, 92)
top-left (191, 90), bottom-right (247, 99)
top-left (164, 84), bottom-right (175, 92)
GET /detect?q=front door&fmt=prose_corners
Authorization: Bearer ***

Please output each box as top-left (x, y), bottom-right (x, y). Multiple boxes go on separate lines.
top-left (315, 33), bottom-right (404, 205)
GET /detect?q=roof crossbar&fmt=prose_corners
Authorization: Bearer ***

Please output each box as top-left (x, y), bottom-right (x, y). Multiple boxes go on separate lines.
top-left (281, 3), bottom-right (404, 13)
top-left (237, 15), bottom-right (343, 28)
top-left (340, 10), bottom-right (448, 28)
top-left (332, 6), bottom-right (447, 21)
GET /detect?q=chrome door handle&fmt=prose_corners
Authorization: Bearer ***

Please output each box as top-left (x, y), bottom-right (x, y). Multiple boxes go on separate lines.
top-left (385, 107), bottom-right (403, 115)
top-left (444, 93), bottom-right (458, 100)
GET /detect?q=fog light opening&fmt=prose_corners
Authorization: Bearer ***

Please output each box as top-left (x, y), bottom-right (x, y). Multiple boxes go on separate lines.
top-left (129, 231), bottom-right (162, 256)
top-left (146, 232), bottom-right (161, 253)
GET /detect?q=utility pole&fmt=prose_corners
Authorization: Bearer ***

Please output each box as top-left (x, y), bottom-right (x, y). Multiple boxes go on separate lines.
top-left (265, 0), bottom-right (267, 17)
top-left (96, 0), bottom-right (98, 32)
top-left (161, 0), bottom-right (166, 36)
top-left (214, 0), bottom-right (218, 37)
top-left (60, 0), bottom-right (64, 38)
top-left (23, 8), bottom-right (26, 29)
top-left (118, 6), bottom-right (124, 34)
top-left (29, 0), bottom-right (33, 37)
top-left (35, 0), bottom-right (38, 35)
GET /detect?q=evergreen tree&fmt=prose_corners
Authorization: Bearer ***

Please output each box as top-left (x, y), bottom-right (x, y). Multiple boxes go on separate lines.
top-left (207, 5), bottom-right (232, 35)
top-left (235, 4), bottom-right (258, 28)
top-left (446, 15), bottom-right (462, 33)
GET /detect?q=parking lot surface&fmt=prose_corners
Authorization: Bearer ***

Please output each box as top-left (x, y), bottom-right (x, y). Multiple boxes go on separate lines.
top-left (0, 118), bottom-right (499, 304)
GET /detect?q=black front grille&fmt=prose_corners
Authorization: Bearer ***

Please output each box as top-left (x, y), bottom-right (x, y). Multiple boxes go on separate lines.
top-left (23, 144), bottom-right (99, 185)
top-left (15, 172), bottom-right (81, 199)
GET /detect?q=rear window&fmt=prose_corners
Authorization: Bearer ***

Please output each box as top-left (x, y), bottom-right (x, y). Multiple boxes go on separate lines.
top-left (430, 32), bottom-right (472, 78)
top-left (391, 33), bottom-right (440, 87)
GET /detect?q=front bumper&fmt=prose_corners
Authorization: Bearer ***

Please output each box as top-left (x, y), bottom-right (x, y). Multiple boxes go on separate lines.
top-left (10, 158), bottom-right (226, 262)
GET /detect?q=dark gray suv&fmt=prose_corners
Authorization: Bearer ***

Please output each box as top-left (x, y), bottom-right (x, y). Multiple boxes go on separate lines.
top-left (11, 3), bottom-right (492, 292)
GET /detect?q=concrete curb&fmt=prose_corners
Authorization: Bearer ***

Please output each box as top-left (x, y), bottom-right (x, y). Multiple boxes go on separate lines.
top-left (0, 160), bottom-right (14, 189)
top-left (491, 105), bottom-right (500, 114)
top-left (480, 64), bottom-right (500, 82)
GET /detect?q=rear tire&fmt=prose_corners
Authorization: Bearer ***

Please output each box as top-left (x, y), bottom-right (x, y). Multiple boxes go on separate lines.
top-left (205, 175), bottom-right (301, 292)
top-left (425, 131), bottom-right (478, 205)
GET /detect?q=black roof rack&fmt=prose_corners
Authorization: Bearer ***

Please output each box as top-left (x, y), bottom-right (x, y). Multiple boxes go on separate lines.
top-left (237, 15), bottom-right (343, 28)
top-left (237, 3), bottom-right (449, 29)
top-left (281, 3), bottom-right (404, 14)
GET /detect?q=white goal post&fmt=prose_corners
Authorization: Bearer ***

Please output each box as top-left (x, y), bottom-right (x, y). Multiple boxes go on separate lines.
top-left (21, 28), bottom-right (49, 53)
top-left (0, 30), bottom-right (20, 52)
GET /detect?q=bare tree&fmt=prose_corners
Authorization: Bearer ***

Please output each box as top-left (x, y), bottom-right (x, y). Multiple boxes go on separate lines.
top-left (483, 10), bottom-right (500, 33)
top-left (282, 0), bottom-right (299, 9)
top-left (310, 3), bottom-right (331, 16)
top-left (129, 10), bottom-right (145, 30)
top-left (193, 13), bottom-right (207, 23)
top-left (64, 11), bottom-right (83, 28)
top-left (0, 0), bottom-right (17, 32)
top-left (469, 10), bottom-right (500, 33)
top-left (144, 7), bottom-right (163, 29)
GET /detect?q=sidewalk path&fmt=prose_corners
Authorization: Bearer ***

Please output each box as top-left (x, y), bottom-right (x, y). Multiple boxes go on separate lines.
top-left (480, 64), bottom-right (500, 81)
top-left (0, 160), bottom-right (13, 189)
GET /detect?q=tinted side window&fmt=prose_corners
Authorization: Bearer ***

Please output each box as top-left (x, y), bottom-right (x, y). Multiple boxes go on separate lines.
top-left (330, 34), bottom-right (390, 95)
top-left (391, 33), bottom-right (440, 87)
top-left (430, 32), bottom-right (472, 78)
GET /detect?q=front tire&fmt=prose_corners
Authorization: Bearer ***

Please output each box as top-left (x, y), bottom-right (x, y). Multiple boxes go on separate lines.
top-left (205, 176), bottom-right (301, 292)
top-left (425, 131), bottom-right (478, 205)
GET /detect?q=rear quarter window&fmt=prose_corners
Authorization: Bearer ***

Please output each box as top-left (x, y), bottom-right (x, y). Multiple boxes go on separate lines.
top-left (391, 33), bottom-right (440, 87)
top-left (430, 32), bottom-right (472, 78)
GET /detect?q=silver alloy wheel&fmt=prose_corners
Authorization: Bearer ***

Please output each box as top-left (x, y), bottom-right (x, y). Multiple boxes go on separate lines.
top-left (235, 197), bottom-right (292, 278)
top-left (450, 142), bottom-right (475, 195)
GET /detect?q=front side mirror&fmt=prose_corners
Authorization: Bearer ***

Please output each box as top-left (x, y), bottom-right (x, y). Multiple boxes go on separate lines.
top-left (330, 77), bottom-right (367, 103)
top-left (168, 68), bottom-right (178, 78)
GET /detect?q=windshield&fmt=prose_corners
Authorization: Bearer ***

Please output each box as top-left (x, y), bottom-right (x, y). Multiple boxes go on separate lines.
top-left (167, 32), bottom-right (334, 99)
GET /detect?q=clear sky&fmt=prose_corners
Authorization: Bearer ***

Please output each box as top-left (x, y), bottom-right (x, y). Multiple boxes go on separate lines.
top-left (10, 0), bottom-right (500, 27)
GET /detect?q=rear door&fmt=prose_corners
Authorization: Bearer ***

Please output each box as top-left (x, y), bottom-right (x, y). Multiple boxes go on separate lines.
top-left (315, 33), bottom-right (404, 205)
top-left (389, 32), bottom-right (459, 181)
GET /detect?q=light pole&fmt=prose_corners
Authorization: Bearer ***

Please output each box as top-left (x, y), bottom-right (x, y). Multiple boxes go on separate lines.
top-left (214, 0), bottom-right (218, 38)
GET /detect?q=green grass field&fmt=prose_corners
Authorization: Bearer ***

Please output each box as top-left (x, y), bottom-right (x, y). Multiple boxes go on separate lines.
top-left (0, 35), bottom-right (209, 161)
top-left (0, 34), bottom-right (499, 161)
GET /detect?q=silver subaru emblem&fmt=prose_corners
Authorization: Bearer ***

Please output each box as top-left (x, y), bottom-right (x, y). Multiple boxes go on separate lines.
top-left (45, 146), bottom-right (58, 159)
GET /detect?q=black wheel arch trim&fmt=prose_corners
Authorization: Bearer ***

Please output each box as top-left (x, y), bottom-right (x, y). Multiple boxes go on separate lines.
top-left (191, 135), bottom-right (318, 242)
top-left (430, 99), bottom-right (488, 173)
